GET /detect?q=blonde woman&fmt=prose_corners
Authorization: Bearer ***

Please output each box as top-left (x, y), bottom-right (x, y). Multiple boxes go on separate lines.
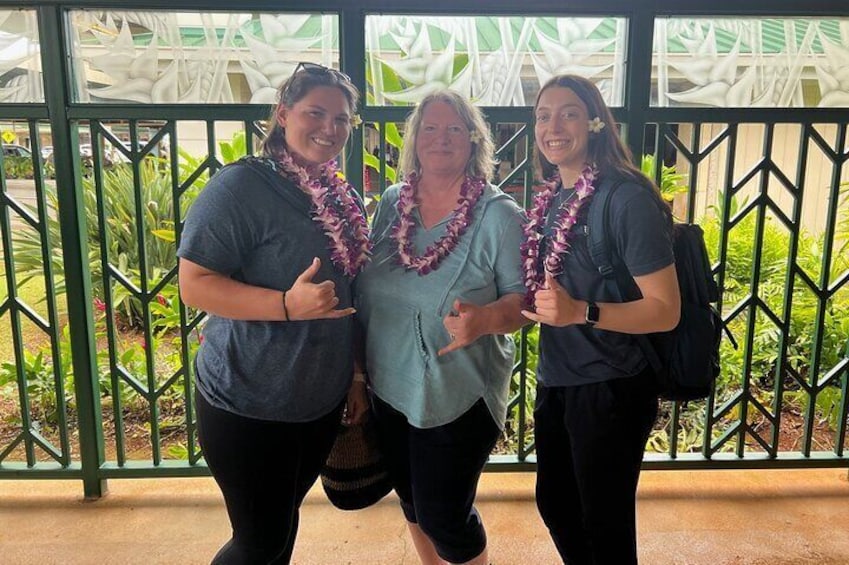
top-left (355, 90), bottom-right (527, 565)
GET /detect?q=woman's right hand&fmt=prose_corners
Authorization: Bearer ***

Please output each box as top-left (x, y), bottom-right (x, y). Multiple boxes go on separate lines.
top-left (522, 272), bottom-right (582, 327)
top-left (343, 381), bottom-right (368, 425)
top-left (286, 258), bottom-right (356, 321)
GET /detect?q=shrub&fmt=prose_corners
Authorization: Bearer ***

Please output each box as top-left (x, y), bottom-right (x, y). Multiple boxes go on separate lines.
top-left (13, 159), bottom-right (180, 327)
top-left (701, 194), bottom-right (849, 420)
top-left (2, 155), bottom-right (35, 180)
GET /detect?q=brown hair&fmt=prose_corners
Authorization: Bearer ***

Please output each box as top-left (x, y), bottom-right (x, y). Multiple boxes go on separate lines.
top-left (533, 75), bottom-right (671, 223)
top-left (259, 65), bottom-right (360, 158)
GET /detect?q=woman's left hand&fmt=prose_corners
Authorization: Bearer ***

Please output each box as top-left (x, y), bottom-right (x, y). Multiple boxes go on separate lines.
top-left (438, 299), bottom-right (487, 356)
top-left (521, 272), bottom-right (582, 327)
top-left (343, 381), bottom-right (368, 425)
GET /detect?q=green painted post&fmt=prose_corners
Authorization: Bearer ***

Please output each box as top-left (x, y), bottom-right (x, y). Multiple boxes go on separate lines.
top-left (841, 340), bottom-right (849, 466)
top-left (340, 7), bottom-right (366, 196)
top-left (38, 6), bottom-right (106, 498)
top-left (623, 8), bottom-right (654, 163)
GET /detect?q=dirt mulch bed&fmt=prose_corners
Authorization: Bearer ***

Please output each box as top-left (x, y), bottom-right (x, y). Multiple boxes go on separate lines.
top-left (0, 395), bottom-right (190, 463)
top-left (1, 395), bottom-right (845, 464)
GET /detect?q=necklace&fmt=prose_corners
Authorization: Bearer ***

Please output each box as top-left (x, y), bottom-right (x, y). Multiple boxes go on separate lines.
top-left (269, 149), bottom-right (371, 278)
top-left (391, 172), bottom-right (486, 275)
top-left (521, 163), bottom-right (598, 302)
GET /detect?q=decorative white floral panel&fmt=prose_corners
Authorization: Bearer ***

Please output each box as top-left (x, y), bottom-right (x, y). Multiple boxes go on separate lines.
top-left (365, 15), bottom-right (628, 107)
top-left (68, 10), bottom-right (339, 104)
top-left (0, 9), bottom-right (43, 104)
top-left (653, 18), bottom-right (849, 107)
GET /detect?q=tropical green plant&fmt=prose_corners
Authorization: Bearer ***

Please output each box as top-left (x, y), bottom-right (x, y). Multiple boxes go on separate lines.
top-left (647, 403), bottom-right (707, 454)
top-left (12, 161), bottom-right (162, 281)
top-left (704, 195), bottom-right (849, 376)
top-left (363, 122), bottom-right (403, 186)
top-left (149, 278), bottom-right (188, 336)
top-left (500, 325), bottom-right (539, 450)
top-left (698, 192), bottom-right (849, 443)
top-left (13, 130), bottom-right (248, 328)
top-left (641, 153), bottom-right (688, 203)
top-left (510, 325), bottom-right (538, 414)
top-left (837, 181), bottom-right (849, 257)
top-left (0, 350), bottom-right (63, 425)
top-left (218, 130), bottom-right (248, 163)
top-left (2, 155), bottom-right (35, 180)
top-left (12, 159), bottom-right (179, 326)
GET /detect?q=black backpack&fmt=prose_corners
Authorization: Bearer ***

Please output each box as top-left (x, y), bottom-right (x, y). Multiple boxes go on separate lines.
top-left (587, 180), bottom-right (736, 401)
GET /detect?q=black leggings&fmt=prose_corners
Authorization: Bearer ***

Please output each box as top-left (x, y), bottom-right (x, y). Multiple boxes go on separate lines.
top-left (196, 392), bottom-right (343, 565)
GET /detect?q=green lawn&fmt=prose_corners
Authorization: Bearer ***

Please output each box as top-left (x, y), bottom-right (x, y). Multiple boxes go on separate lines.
top-left (0, 274), bottom-right (64, 364)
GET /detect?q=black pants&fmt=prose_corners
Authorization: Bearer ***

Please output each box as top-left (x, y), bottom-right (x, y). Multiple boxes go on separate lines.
top-left (196, 392), bottom-right (343, 565)
top-left (534, 369), bottom-right (658, 565)
top-left (372, 397), bottom-right (500, 564)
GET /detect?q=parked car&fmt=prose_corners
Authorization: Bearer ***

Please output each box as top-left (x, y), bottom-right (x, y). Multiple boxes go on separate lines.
top-left (2, 144), bottom-right (33, 158)
top-left (78, 141), bottom-right (140, 165)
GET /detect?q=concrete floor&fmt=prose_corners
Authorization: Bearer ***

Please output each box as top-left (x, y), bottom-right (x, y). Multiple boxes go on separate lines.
top-left (1, 468), bottom-right (848, 564)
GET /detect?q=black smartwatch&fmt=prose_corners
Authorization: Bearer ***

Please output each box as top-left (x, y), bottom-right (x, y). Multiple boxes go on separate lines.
top-left (585, 301), bottom-right (600, 326)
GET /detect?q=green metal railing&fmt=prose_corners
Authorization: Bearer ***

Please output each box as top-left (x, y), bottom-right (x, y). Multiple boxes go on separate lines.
top-left (0, 1), bottom-right (847, 498)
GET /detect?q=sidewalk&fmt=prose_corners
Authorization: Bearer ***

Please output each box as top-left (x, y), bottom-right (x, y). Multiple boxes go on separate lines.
top-left (2, 468), bottom-right (848, 564)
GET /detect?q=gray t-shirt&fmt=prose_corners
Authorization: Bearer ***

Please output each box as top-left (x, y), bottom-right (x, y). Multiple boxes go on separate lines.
top-left (177, 158), bottom-right (354, 422)
top-left (537, 176), bottom-right (674, 387)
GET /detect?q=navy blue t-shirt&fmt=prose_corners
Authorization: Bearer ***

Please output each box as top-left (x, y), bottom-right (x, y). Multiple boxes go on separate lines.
top-left (537, 176), bottom-right (674, 387)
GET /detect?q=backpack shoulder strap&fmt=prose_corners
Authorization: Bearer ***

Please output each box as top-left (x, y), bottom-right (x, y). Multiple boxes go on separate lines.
top-left (587, 178), bottom-right (622, 280)
top-left (587, 178), bottom-right (663, 374)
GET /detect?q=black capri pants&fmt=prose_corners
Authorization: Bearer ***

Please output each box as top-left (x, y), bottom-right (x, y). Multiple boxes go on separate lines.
top-left (196, 391), bottom-right (343, 565)
top-left (372, 396), bottom-right (500, 564)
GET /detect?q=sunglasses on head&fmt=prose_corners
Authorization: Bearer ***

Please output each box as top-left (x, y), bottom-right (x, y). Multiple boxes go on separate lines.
top-left (294, 61), bottom-right (351, 83)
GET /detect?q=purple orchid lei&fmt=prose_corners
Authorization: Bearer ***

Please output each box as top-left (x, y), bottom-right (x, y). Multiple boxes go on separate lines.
top-left (390, 172), bottom-right (486, 275)
top-left (273, 149), bottom-right (371, 278)
top-left (521, 163), bottom-right (598, 303)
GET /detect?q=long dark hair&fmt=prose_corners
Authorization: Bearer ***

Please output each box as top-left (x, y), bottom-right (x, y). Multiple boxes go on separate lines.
top-left (532, 75), bottom-right (671, 222)
top-left (259, 64), bottom-right (360, 158)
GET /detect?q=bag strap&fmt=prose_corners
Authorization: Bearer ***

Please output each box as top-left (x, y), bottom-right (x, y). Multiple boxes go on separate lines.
top-left (587, 179), bottom-right (663, 374)
top-left (587, 178), bottom-right (621, 279)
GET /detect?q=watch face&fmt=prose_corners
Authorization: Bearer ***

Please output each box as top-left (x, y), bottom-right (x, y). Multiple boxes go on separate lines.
top-left (586, 302), bottom-right (600, 325)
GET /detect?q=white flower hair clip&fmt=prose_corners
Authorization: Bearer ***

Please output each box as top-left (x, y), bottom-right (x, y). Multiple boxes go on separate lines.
top-left (588, 117), bottom-right (606, 133)
top-left (469, 131), bottom-right (482, 144)
top-left (350, 114), bottom-right (363, 128)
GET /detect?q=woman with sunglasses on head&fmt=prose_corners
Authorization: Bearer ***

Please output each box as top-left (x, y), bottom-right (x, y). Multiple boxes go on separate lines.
top-left (521, 75), bottom-right (680, 564)
top-left (355, 90), bottom-right (528, 565)
top-left (178, 62), bottom-right (369, 565)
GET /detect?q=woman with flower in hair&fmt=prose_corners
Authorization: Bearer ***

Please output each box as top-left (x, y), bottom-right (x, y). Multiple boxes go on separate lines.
top-left (521, 75), bottom-right (680, 564)
top-left (177, 62), bottom-right (369, 564)
top-left (355, 90), bottom-right (527, 565)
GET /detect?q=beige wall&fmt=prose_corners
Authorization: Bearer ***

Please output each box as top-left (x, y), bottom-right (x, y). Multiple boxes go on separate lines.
top-left (675, 123), bottom-right (848, 235)
top-left (174, 121), bottom-right (247, 159)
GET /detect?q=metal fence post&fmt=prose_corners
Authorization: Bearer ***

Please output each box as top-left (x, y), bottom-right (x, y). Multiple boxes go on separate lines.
top-left (38, 5), bottom-right (106, 498)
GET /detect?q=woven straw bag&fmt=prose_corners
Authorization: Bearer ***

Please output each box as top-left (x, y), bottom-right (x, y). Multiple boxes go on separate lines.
top-left (320, 416), bottom-right (392, 510)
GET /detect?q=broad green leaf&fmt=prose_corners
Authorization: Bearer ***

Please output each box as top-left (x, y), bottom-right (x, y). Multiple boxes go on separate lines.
top-left (386, 122), bottom-right (404, 148)
top-left (363, 152), bottom-right (397, 184)
top-left (151, 229), bottom-right (176, 243)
